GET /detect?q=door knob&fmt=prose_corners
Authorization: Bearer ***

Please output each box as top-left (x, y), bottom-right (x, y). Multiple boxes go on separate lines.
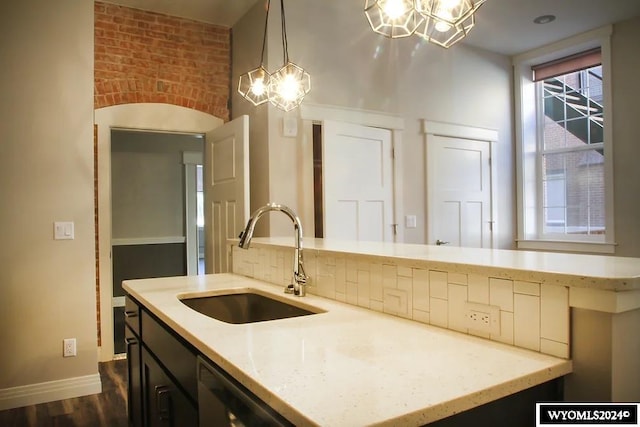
top-left (436, 239), bottom-right (450, 246)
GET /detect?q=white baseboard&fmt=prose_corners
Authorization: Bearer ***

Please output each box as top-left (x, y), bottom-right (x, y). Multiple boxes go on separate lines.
top-left (0, 374), bottom-right (102, 411)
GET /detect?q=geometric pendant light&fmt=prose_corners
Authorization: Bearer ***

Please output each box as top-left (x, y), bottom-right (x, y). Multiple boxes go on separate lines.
top-left (237, 1), bottom-right (272, 105)
top-left (365, 0), bottom-right (486, 48)
top-left (238, 0), bottom-right (311, 111)
top-left (364, 0), bottom-right (424, 39)
top-left (268, 0), bottom-right (311, 111)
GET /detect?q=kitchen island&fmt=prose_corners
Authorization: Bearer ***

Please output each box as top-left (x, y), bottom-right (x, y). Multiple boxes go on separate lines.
top-left (124, 273), bottom-right (571, 426)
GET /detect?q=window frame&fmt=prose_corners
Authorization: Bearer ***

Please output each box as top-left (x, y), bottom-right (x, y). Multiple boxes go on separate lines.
top-left (513, 25), bottom-right (615, 253)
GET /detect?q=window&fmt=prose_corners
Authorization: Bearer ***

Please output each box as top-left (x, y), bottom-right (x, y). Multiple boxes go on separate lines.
top-left (513, 27), bottom-right (614, 253)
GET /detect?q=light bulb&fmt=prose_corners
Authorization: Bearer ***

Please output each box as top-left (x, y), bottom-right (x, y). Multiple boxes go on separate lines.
top-left (250, 78), bottom-right (266, 96)
top-left (435, 9), bottom-right (453, 32)
top-left (382, 0), bottom-right (406, 20)
top-left (439, 0), bottom-right (462, 11)
top-left (435, 20), bottom-right (452, 32)
top-left (278, 74), bottom-right (300, 101)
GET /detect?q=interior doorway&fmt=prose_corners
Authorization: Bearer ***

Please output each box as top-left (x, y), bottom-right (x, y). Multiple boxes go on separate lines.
top-left (300, 104), bottom-right (406, 243)
top-left (318, 120), bottom-right (396, 242)
top-left (95, 103), bottom-right (223, 361)
top-left (423, 121), bottom-right (498, 248)
top-left (110, 129), bottom-right (204, 354)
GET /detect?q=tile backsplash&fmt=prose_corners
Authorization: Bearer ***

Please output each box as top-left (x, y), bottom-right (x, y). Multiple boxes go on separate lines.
top-left (232, 245), bottom-right (570, 358)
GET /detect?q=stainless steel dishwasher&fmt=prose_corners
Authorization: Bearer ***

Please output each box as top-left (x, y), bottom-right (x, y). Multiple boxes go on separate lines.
top-left (197, 356), bottom-right (294, 427)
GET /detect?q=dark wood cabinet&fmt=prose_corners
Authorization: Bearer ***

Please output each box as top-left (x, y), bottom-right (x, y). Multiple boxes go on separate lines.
top-left (125, 327), bottom-right (143, 427)
top-left (141, 347), bottom-right (198, 427)
top-left (125, 295), bottom-right (197, 427)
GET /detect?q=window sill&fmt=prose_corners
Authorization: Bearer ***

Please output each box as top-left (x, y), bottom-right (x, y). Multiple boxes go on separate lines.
top-left (516, 239), bottom-right (616, 254)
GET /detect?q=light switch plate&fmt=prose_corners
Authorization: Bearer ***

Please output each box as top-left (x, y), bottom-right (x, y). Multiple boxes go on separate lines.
top-left (54, 221), bottom-right (74, 240)
top-left (405, 215), bottom-right (417, 229)
top-left (282, 117), bottom-right (298, 137)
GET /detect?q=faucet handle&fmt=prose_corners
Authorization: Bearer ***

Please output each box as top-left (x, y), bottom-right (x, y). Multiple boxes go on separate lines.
top-left (295, 272), bottom-right (307, 284)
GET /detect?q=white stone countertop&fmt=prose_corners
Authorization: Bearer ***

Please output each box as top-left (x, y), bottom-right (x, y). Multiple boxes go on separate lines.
top-left (123, 273), bottom-right (572, 427)
top-left (238, 237), bottom-right (640, 291)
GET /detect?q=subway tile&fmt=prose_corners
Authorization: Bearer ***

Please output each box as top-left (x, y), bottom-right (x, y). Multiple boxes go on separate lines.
top-left (489, 278), bottom-right (514, 312)
top-left (397, 265), bottom-right (413, 278)
top-left (448, 272), bottom-right (467, 285)
top-left (384, 288), bottom-right (408, 317)
top-left (346, 283), bottom-right (358, 306)
top-left (357, 270), bottom-right (371, 308)
top-left (429, 297), bottom-right (448, 328)
top-left (370, 299), bottom-right (384, 313)
top-left (514, 280), bottom-right (540, 296)
top-left (370, 263), bottom-right (383, 302)
top-left (397, 276), bottom-right (413, 319)
top-left (540, 284), bottom-right (569, 344)
top-left (412, 268), bottom-right (430, 312)
top-left (316, 270), bottom-right (336, 299)
top-left (335, 257), bottom-right (346, 294)
top-left (358, 260), bottom-right (370, 272)
top-left (234, 247), bottom-right (573, 359)
top-left (491, 311), bottom-right (514, 345)
top-left (448, 284), bottom-right (468, 333)
top-left (382, 264), bottom-right (397, 289)
top-left (514, 294), bottom-right (540, 351)
top-left (346, 258), bottom-right (358, 283)
top-left (429, 270), bottom-right (448, 300)
top-left (540, 338), bottom-right (569, 358)
top-left (412, 309), bottom-right (430, 324)
top-left (468, 274), bottom-right (489, 304)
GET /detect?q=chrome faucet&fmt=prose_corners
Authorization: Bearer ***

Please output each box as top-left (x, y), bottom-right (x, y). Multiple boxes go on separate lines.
top-left (238, 203), bottom-right (308, 296)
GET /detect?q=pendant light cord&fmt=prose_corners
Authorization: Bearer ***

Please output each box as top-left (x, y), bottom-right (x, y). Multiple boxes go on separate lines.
top-left (259, 0), bottom-right (270, 65)
top-left (280, 0), bottom-right (289, 63)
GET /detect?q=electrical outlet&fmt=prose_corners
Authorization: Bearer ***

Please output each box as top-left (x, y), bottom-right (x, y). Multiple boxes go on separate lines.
top-left (464, 302), bottom-right (500, 335)
top-left (63, 338), bottom-right (77, 357)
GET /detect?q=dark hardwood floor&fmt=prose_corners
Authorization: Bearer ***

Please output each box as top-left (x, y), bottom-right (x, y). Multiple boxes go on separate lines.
top-left (0, 359), bottom-right (128, 427)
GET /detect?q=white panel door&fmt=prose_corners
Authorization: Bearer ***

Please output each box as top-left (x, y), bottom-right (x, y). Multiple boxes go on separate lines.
top-left (427, 135), bottom-right (492, 248)
top-left (204, 115), bottom-right (249, 273)
top-left (323, 120), bottom-right (394, 242)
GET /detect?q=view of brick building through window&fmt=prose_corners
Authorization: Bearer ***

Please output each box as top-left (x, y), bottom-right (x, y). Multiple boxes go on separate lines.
top-left (539, 65), bottom-right (605, 236)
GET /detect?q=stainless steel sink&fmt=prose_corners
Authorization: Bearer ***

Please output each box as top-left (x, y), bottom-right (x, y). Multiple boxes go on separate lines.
top-left (179, 289), bottom-right (323, 324)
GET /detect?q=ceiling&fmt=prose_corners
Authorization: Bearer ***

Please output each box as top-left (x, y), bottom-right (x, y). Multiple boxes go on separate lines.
top-left (105, 0), bottom-right (640, 56)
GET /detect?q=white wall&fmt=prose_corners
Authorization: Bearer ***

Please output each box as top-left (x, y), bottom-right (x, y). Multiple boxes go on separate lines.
top-left (111, 131), bottom-right (203, 239)
top-left (232, 1), bottom-right (515, 248)
top-left (0, 0), bottom-right (99, 403)
top-left (611, 16), bottom-right (640, 257)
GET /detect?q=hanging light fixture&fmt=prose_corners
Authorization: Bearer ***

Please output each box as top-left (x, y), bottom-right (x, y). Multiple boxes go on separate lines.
top-left (364, 0), bottom-right (424, 39)
top-left (237, 1), bottom-right (271, 106)
top-left (238, 0), bottom-right (310, 111)
top-left (268, 0), bottom-right (311, 112)
top-left (415, 0), bottom-right (485, 48)
top-left (364, 0), bottom-right (486, 48)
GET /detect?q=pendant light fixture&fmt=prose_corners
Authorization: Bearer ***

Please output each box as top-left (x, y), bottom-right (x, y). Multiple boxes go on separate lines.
top-left (237, 1), bottom-right (271, 106)
top-left (364, 0), bottom-right (424, 39)
top-left (269, 0), bottom-right (311, 112)
top-left (237, 0), bottom-right (311, 111)
top-left (364, 0), bottom-right (486, 48)
top-left (415, 0), bottom-right (484, 48)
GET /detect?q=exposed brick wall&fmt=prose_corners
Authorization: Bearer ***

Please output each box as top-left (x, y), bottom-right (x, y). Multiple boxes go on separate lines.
top-left (94, 1), bottom-right (230, 120)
